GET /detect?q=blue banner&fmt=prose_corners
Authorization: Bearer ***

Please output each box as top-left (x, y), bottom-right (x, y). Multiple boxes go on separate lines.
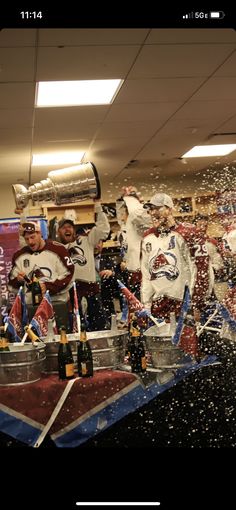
top-left (172, 285), bottom-right (191, 346)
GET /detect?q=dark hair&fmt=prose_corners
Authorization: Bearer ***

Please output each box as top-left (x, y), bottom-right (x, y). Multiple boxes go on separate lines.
top-left (58, 218), bottom-right (75, 229)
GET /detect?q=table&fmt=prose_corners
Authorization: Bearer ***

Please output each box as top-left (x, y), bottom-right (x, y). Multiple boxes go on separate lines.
top-left (0, 356), bottom-right (217, 447)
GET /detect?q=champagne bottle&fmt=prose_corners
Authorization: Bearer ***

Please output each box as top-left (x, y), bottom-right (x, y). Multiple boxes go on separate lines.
top-left (0, 325), bottom-right (10, 351)
top-left (58, 326), bottom-right (75, 380)
top-left (128, 312), bottom-right (135, 335)
top-left (31, 276), bottom-right (42, 306)
top-left (77, 324), bottom-right (93, 377)
top-left (130, 321), bottom-right (146, 373)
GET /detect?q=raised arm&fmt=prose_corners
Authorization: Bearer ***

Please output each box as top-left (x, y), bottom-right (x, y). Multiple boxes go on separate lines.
top-left (88, 199), bottom-right (110, 247)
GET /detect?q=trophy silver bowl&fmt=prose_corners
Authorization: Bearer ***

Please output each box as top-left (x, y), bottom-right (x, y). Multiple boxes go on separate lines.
top-left (12, 161), bottom-right (101, 209)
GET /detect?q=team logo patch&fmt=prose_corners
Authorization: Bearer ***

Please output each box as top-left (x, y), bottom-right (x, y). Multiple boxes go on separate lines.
top-left (23, 259), bottom-right (30, 268)
top-left (70, 246), bottom-right (87, 266)
top-left (146, 242), bottom-right (152, 253)
top-left (28, 266), bottom-right (51, 281)
top-left (149, 249), bottom-right (179, 281)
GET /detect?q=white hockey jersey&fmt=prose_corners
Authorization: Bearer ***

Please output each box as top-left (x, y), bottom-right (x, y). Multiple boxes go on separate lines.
top-left (8, 240), bottom-right (74, 304)
top-left (66, 203), bottom-right (110, 283)
top-left (222, 228), bottom-right (236, 254)
top-left (206, 239), bottom-right (224, 271)
top-left (116, 195), bottom-right (152, 272)
top-left (141, 223), bottom-right (214, 310)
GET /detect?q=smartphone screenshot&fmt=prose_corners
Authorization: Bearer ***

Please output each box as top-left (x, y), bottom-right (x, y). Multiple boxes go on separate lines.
top-left (0, 6), bottom-right (235, 509)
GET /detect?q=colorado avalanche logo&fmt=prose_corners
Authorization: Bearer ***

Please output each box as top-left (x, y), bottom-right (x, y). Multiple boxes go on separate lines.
top-left (70, 246), bottom-right (87, 266)
top-left (149, 250), bottom-right (179, 281)
top-left (29, 267), bottom-right (52, 281)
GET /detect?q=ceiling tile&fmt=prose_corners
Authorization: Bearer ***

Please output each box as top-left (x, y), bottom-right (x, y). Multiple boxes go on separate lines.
top-left (95, 121), bottom-right (161, 139)
top-left (146, 28), bottom-right (236, 44)
top-left (0, 83), bottom-right (35, 108)
top-left (36, 45), bottom-right (141, 80)
top-left (214, 115), bottom-right (236, 133)
top-left (0, 128), bottom-right (32, 144)
top-left (191, 77), bottom-right (236, 100)
top-left (214, 50), bottom-right (236, 76)
top-left (128, 44), bottom-right (236, 78)
top-left (116, 77), bottom-right (205, 103)
top-left (0, 29), bottom-right (37, 47)
top-left (105, 102), bottom-right (181, 122)
top-left (34, 105), bottom-right (109, 128)
top-left (173, 100), bottom-right (236, 121)
top-left (0, 48), bottom-right (35, 81)
top-left (0, 109), bottom-right (33, 128)
top-left (38, 28), bottom-right (149, 46)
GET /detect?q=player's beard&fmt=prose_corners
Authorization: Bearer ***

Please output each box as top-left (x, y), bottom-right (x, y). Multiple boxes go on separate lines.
top-left (153, 215), bottom-right (168, 231)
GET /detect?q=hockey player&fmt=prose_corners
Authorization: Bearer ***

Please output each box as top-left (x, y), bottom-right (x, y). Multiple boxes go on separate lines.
top-left (8, 221), bottom-right (74, 305)
top-left (57, 199), bottom-right (110, 331)
top-left (141, 193), bottom-right (214, 357)
top-left (116, 186), bottom-right (152, 300)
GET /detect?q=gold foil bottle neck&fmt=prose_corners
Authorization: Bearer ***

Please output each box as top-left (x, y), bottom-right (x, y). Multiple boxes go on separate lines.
top-left (60, 327), bottom-right (68, 344)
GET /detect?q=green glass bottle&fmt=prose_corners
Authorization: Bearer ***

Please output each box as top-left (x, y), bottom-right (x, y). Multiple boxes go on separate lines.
top-left (77, 324), bottom-right (93, 377)
top-left (31, 276), bottom-right (42, 306)
top-left (58, 327), bottom-right (75, 380)
top-left (130, 322), bottom-right (147, 373)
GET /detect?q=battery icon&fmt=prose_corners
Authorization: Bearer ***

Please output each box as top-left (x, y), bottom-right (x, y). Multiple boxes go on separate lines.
top-left (210, 11), bottom-right (225, 19)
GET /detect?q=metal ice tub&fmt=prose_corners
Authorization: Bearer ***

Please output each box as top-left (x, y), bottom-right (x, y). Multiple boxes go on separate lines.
top-left (88, 330), bottom-right (127, 369)
top-left (0, 343), bottom-right (46, 386)
top-left (43, 330), bottom-right (127, 373)
top-left (143, 329), bottom-right (185, 368)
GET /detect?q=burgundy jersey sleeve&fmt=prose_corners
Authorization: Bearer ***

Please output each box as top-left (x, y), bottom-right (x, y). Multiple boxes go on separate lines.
top-left (176, 223), bottom-right (210, 310)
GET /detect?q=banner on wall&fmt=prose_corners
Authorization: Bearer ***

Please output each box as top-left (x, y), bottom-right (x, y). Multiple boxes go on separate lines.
top-left (0, 219), bottom-right (20, 318)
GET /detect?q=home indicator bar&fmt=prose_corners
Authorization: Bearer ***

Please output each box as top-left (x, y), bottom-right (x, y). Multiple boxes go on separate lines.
top-left (76, 504), bottom-right (161, 507)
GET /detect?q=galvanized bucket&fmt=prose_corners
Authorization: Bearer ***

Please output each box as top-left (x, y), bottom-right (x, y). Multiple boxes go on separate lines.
top-left (43, 330), bottom-right (127, 373)
top-left (0, 343), bottom-right (46, 386)
top-left (88, 330), bottom-right (127, 369)
top-left (143, 334), bottom-right (184, 368)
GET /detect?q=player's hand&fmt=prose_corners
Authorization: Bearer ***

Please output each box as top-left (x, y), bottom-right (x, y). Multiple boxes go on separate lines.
top-left (16, 272), bottom-right (26, 282)
top-left (99, 269), bottom-right (113, 279)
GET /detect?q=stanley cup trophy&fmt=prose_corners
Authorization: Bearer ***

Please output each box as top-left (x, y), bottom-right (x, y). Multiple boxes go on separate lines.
top-left (12, 162), bottom-right (101, 209)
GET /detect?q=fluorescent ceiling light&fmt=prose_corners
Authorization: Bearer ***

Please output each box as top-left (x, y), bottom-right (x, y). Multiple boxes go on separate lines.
top-left (32, 151), bottom-right (85, 166)
top-left (35, 79), bottom-right (123, 107)
top-left (182, 144), bottom-right (236, 158)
